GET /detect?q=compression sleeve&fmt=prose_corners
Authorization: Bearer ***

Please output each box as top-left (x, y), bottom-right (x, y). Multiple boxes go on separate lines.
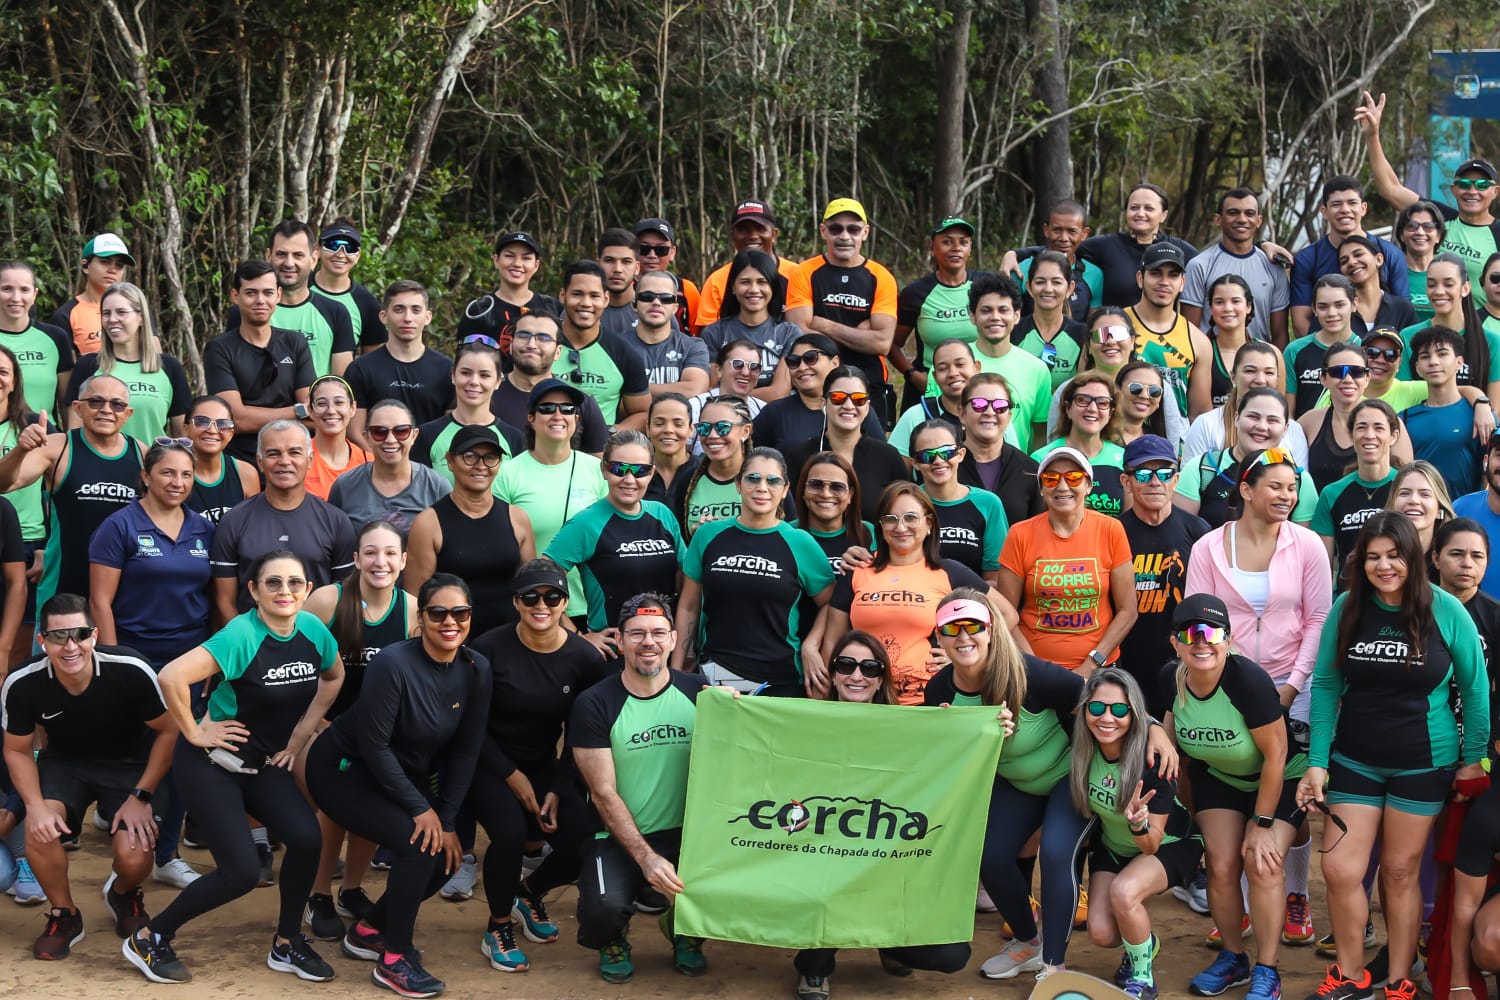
top-left (353, 650), bottom-right (431, 818)
top-left (1435, 587), bottom-right (1491, 765)
top-left (1308, 594), bottom-right (1352, 768)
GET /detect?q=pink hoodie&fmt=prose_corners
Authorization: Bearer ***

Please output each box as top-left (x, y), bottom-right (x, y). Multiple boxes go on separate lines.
top-left (1184, 521), bottom-right (1332, 692)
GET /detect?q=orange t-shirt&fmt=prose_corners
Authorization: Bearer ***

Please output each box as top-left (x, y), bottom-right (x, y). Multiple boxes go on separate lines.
top-left (305, 440), bottom-right (370, 500)
top-left (694, 256), bottom-right (801, 329)
top-left (62, 298), bottom-right (102, 356)
top-left (999, 510), bottom-right (1132, 668)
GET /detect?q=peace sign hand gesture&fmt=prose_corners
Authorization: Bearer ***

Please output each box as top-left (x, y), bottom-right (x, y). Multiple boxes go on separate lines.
top-left (1124, 780), bottom-right (1155, 831)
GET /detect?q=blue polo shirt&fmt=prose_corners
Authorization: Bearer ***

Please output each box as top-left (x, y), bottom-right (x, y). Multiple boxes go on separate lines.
top-left (88, 499), bottom-right (216, 660)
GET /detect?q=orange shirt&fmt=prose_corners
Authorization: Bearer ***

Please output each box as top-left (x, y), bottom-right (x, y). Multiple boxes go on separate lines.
top-left (305, 440), bottom-right (370, 500)
top-left (999, 510), bottom-right (1132, 668)
top-left (694, 256), bottom-right (801, 329)
top-left (61, 297), bottom-right (101, 356)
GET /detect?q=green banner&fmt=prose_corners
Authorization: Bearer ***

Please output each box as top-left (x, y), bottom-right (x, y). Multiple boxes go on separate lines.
top-left (675, 691), bottom-right (1004, 950)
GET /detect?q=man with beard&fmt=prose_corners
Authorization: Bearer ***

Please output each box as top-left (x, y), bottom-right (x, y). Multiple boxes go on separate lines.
top-left (631, 271), bottom-right (709, 396)
top-left (598, 229), bottom-right (642, 340)
top-left (491, 311), bottom-right (609, 453)
top-left (1125, 244), bottom-right (1214, 419)
top-left (553, 261), bottom-right (651, 431)
top-left (635, 218), bottom-right (700, 333)
top-left (231, 221), bottom-right (355, 378)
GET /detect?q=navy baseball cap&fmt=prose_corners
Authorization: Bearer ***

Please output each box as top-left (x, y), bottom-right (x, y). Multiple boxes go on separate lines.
top-left (1123, 434), bottom-right (1178, 469)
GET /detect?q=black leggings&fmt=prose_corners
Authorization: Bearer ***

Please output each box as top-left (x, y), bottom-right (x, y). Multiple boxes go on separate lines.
top-left (465, 759), bottom-right (590, 921)
top-left (794, 942), bottom-right (970, 978)
top-left (305, 735), bottom-right (446, 955)
top-left (576, 828), bottom-right (680, 949)
top-left (150, 738), bottom-right (321, 941)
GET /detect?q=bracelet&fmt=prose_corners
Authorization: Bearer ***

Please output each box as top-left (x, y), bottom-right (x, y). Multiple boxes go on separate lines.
top-left (1129, 822), bottom-right (1150, 835)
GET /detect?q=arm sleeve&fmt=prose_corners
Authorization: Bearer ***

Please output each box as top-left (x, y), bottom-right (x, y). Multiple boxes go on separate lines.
top-left (329, 506), bottom-right (357, 577)
top-left (435, 654), bottom-right (492, 829)
top-left (896, 282), bottom-right (923, 329)
top-left (1310, 484), bottom-right (1336, 536)
top-left (353, 653), bottom-right (432, 817)
top-left (1437, 589), bottom-right (1491, 764)
top-left (44, 323), bottom-right (75, 370)
top-left (829, 572), bottom-right (854, 614)
top-left (291, 334), bottom-right (317, 389)
top-left (1180, 258), bottom-right (1208, 309)
top-left (922, 665), bottom-right (957, 706)
top-left (163, 356), bottom-right (193, 417)
top-left (579, 396), bottom-right (608, 453)
top-left (1308, 595), bottom-right (1350, 767)
top-left (1174, 453), bottom-right (1207, 502)
top-left (1270, 269), bottom-right (1291, 313)
top-left (1141, 762), bottom-right (1177, 815)
top-left (1184, 530), bottom-right (1215, 597)
top-left (209, 511), bottom-right (242, 578)
top-left (343, 359), bottom-right (374, 408)
top-left (322, 300), bottom-right (357, 356)
top-left (565, 687), bottom-right (615, 750)
top-left (610, 338), bottom-right (650, 399)
top-left (978, 491), bottom-right (1010, 571)
top-left (998, 523), bottom-right (1028, 579)
top-left (791, 528), bottom-right (837, 595)
top-left (542, 505), bottom-right (601, 571)
top-left (1381, 242), bottom-right (1410, 298)
top-left (1288, 530), bottom-right (1333, 693)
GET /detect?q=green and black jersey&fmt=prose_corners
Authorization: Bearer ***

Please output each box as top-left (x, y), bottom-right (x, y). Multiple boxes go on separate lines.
top-left (1160, 653), bottom-right (1307, 792)
top-left (544, 498), bottom-right (686, 632)
top-left (1310, 469), bottom-right (1396, 582)
top-left (0, 322), bottom-right (73, 414)
top-left (311, 277), bottom-right (387, 349)
top-left (927, 486), bottom-right (1009, 574)
top-left (1086, 747), bottom-right (1195, 857)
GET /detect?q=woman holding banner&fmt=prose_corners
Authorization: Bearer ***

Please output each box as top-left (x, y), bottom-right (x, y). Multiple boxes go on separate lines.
top-left (1071, 667), bottom-right (1201, 1000)
top-left (791, 629), bottom-right (974, 1000)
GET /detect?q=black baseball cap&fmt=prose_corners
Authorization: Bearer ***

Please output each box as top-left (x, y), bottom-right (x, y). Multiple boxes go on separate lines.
top-left (1172, 593), bottom-right (1231, 631)
top-left (446, 425), bottom-right (503, 456)
top-left (527, 377), bottom-right (586, 410)
top-left (495, 231), bottom-right (542, 255)
top-left (1456, 159), bottom-right (1498, 182)
top-left (1140, 243), bottom-right (1187, 271)
top-left (634, 218), bottom-right (675, 242)
top-left (731, 200), bottom-right (776, 227)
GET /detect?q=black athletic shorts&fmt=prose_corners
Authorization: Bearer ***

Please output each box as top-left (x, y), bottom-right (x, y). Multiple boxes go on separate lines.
top-left (1187, 759), bottom-right (1305, 826)
top-left (1089, 832), bottom-right (1204, 890)
top-left (36, 753), bottom-right (146, 834)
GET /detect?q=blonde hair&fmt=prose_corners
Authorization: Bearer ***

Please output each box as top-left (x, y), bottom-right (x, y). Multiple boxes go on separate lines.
top-left (936, 587), bottom-right (1027, 710)
top-left (1069, 667), bottom-right (1151, 818)
top-left (99, 281), bottom-right (163, 374)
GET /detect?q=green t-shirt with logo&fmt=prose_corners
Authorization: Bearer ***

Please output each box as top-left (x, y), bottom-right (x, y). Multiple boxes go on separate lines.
top-left (1014, 324), bottom-right (1085, 391)
top-left (270, 295), bottom-right (353, 378)
top-left (1408, 268), bottom-right (1432, 322)
top-left (552, 333), bottom-right (649, 424)
top-left (1437, 217), bottom-right (1500, 307)
top-left (1087, 749), bottom-right (1187, 857)
top-left (1164, 654), bottom-right (1307, 793)
top-left (494, 451), bottom-right (608, 616)
top-left (684, 471), bottom-right (742, 538)
top-left (1, 323), bottom-right (70, 416)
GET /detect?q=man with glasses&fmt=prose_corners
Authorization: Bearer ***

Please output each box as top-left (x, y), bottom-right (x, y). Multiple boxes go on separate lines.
top-left (1180, 189), bottom-right (1291, 348)
top-left (491, 311), bottom-right (609, 453)
top-left (341, 280), bottom-right (455, 439)
top-left (51, 232), bottom-right (134, 357)
top-left (204, 260), bottom-right (315, 464)
top-left (1116, 435), bottom-right (1208, 710)
top-left (631, 271), bottom-right (709, 396)
top-left (210, 419), bottom-right (354, 620)
top-left (695, 199), bottom-right (799, 329)
top-left (230, 220), bottom-right (355, 378)
top-left (309, 219), bottom-right (387, 353)
top-left (786, 198), bottom-right (900, 428)
top-left (569, 592), bottom-right (710, 984)
top-left (458, 231), bottom-right (560, 362)
top-left (2, 593), bottom-right (176, 959)
top-left (635, 218), bottom-right (700, 333)
top-left (555, 260), bottom-right (651, 431)
top-left (1360, 90), bottom-right (1500, 304)
top-left (1288, 176), bottom-right (1409, 337)
top-left (0, 374), bottom-right (143, 616)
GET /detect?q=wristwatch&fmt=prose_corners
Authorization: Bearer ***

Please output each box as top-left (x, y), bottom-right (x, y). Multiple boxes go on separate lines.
top-left (1086, 649), bottom-right (1106, 669)
top-left (128, 787), bottom-right (152, 804)
top-left (1253, 814), bottom-right (1274, 830)
top-left (294, 402), bottom-right (310, 420)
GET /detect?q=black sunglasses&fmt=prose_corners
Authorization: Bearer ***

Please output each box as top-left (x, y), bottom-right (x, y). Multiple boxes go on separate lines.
top-left (518, 590), bottom-right (566, 608)
top-left (1306, 799), bottom-right (1349, 855)
top-left (831, 655), bottom-right (885, 676)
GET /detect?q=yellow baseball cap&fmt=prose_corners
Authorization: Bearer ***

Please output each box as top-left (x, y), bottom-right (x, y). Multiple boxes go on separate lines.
top-left (822, 198), bottom-right (868, 222)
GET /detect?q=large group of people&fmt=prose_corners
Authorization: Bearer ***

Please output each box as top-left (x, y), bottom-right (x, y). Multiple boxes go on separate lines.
top-left (1, 92), bottom-right (1499, 1000)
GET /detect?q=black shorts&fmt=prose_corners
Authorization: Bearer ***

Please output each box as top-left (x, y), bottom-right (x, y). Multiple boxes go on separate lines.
top-left (36, 753), bottom-right (146, 834)
top-left (1188, 760), bottom-right (1305, 826)
top-left (1089, 832), bottom-right (1204, 890)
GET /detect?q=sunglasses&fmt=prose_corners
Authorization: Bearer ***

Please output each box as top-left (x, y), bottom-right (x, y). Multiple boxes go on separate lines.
top-left (511, 330), bottom-right (556, 345)
top-left (1241, 447), bottom-right (1298, 482)
top-left (696, 420), bottom-right (743, 438)
top-left (457, 450), bottom-right (501, 468)
top-left (321, 237), bottom-right (360, 254)
top-left (258, 576), bottom-right (307, 592)
top-left (824, 222), bottom-right (865, 236)
top-left (1364, 345), bottom-right (1400, 362)
top-left (423, 604), bottom-right (473, 623)
top-left (937, 620), bottom-right (986, 637)
top-left (155, 436), bottom-right (192, 449)
top-left (636, 290), bottom-right (677, 305)
top-left (41, 625), bottom-right (95, 645)
top-left (366, 424), bottom-right (415, 442)
top-left (805, 477), bottom-right (849, 496)
top-left (1403, 221), bottom-right (1439, 233)
top-left (1453, 178), bottom-right (1497, 191)
top-left (83, 396), bottom-right (128, 413)
top-left (1130, 468), bottom-right (1176, 483)
top-left (518, 590), bottom-right (566, 608)
top-left (784, 350), bottom-right (827, 368)
top-left (1039, 469), bottom-right (1089, 488)
top-left (461, 333), bottom-right (500, 349)
top-left (189, 415), bottom-right (235, 432)
top-left (1092, 325), bottom-right (1133, 344)
top-left (878, 511), bottom-right (924, 527)
top-left (534, 402), bottom-right (579, 415)
top-left (636, 244), bottom-right (673, 257)
top-left (831, 655), bottom-right (885, 676)
top-left (967, 397), bottom-right (1012, 414)
top-left (606, 460), bottom-right (652, 478)
top-left (1127, 382), bottom-right (1163, 399)
top-left (565, 348), bottom-right (584, 384)
top-left (1070, 393), bottom-right (1113, 410)
top-left (1323, 364), bottom-right (1369, 380)
top-left (827, 391), bottom-right (869, 407)
top-left (1176, 624), bottom-right (1228, 645)
top-left (1086, 700), bottom-right (1131, 718)
top-left (1306, 799), bottom-right (1350, 854)
top-left (916, 444), bottom-right (961, 464)
top-left (1486, 274), bottom-right (1500, 285)
top-left (727, 358), bottom-right (763, 373)
top-left (742, 472), bottom-right (785, 487)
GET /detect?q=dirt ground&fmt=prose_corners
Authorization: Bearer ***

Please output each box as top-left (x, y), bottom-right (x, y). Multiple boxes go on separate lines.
top-left (0, 814), bottom-right (1350, 1000)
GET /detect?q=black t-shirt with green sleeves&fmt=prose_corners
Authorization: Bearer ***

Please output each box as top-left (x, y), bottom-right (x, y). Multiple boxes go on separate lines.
top-left (1311, 469), bottom-right (1396, 583)
top-left (1159, 652), bottom-right (1307, 792)
top-left (544, 498), bottom-right (687, 633)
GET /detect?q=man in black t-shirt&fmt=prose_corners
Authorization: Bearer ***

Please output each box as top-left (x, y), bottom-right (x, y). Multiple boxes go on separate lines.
top-left (343, 279), bottom-right (454, 440)
top-left (1, 593), bottom-right (176, 959)
top-left (1117, 435), bottom-right (1208, 714)
top-left (491, 311), bottom-right (609, 453)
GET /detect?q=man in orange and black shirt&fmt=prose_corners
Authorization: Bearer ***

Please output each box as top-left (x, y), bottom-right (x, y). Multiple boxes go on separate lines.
top-left (785, 198), bottom-right (899, 427)
top-left (694, 199), bottom-right (800, 329)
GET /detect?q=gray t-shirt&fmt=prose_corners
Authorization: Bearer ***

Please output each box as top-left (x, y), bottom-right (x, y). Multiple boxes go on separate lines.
top-left (209, 493), bottom-right (357, 612)
top-left (699, 316), bottom-right (803, 388)
top-left (636, 328), bottom-right (711, 387)
top-left (328, 462), bottom-right (452, 535)
top-left (1180, 243), bottom-right (1290, 344)
top-left (600, 303), bottom-right (639, 340)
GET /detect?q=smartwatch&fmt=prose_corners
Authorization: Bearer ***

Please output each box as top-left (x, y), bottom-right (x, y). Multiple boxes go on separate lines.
top-left (1253, 814), bottom-right (1274, 830)
top-left (128, 787), bottom-right (153, 804)
top-left (1086, 649), bottom-right (1106, 669)
top-left (294, 402), bottom-right (310, 420)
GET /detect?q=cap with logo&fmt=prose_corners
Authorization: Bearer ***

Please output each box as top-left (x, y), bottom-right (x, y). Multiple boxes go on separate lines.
top-left (931, 216), bottom-right (975, 237)
top-left (1036, 446), bottom-right (1094, 480)
top-left (510, 561), bottom-right (569, 596)
top-left (1122, 434), bottom-right (1178, 469)
top-left (1171, 592), bottom-right (1231, 631)
top-left (1456, 159), bottom-right (1498, 182)
top-left (1139, 243), bottom-right (1187, 272)
top-left (527, 377), bottom-right (586, 411)
top-left (447, 424), bottom-right (504, 457)
top-left (319, 222), bottom-right (361, 248)
top-left (731, 200), bottom-right (777, 227)
top-left (495, 231), bottom-right (542, 256)
top-left (81, 233), bottom-right (136, 267)
top-left (823, 198), bottom-right (868, 223)
top-left (634, 218), bottom-right (675, 242)
top-left (1364, 327), bottom-right (1403, 352)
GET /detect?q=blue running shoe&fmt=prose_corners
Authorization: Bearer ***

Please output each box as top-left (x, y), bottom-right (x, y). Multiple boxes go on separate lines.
top-left (1246, 964), bottom-right (1283, 1000)
top-left (1191, 950), bottom-right (1251, 996)
top-left (511, 892), bottom-right (558, 943)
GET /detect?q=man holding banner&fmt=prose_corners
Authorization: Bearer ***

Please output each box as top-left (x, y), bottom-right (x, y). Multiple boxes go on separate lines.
top-left (567, 592), bottom-right (710, 984)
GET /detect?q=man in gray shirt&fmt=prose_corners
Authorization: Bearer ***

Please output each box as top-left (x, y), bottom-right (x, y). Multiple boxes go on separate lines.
top-left (633, 271), bottom-right (709, 397)
top-left (1179, 188), bottom-right (1291, 347)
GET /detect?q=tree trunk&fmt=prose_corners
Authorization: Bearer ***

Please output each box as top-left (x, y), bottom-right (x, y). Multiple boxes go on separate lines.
top-left (932, 0), bottom-right (972, 217)
top-left (1028, 0), bottom-right (1072, 218)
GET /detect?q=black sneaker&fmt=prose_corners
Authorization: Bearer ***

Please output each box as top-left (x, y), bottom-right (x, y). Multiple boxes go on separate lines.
top-left (372, 953), bottom-right (445, 998)
top-left (342, 921), bottom-right (386, 962)
top-left (103, 873), bottom-right (152, 939)
top-left (370, 847), bottom-right (394, 871)
top-left (1306, 963), bottom-right (1374, 1000)
top-left (34, 906), bottom-right (85, 960)
top-left (304, 892), bottom-right (345, 941)
top-left (337, 886), bottom-right (374, 922)
top-left (124, 931), bottom-right (192, 984)
top-left (256, 844), bottom-right (275, 887)
top-left (268, 933), bottom-right (336, 982)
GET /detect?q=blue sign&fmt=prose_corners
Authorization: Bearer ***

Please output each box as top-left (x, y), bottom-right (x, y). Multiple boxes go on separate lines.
top-left (1430, 50), bottom-right (1500, 120)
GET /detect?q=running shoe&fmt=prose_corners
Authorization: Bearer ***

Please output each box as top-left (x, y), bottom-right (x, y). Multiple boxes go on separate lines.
top-left (796, 974), bottom-right (831, 999)
top-left (519, 843), bottom-right (552, 880)
top-left (481, 921), bottom-right (528, 972)
top-left (372, 953), bottom-right (444, 998)
top-left (658, 908), bottom-right (707, 976)
top-left (123, 930), bottom-right (191, 983)
top-left (10, 858), bottom-right (45, 905)
top-left (980, 936), bottom-right (1045, 980)
top-left (1382, 977), bottom-right (1418, 1000)
top-left (1207, 914), bottom-right (1252, 948)
top-left (305, 892), bottom-right (345, 941)
top-left (879, 952), bottom-right (913, 977)
top-left (337, 886), bottom-right (374, 922)
top-left (1316, 923), bottom-right (1377, 957)
top-left (1190, 950), bottom-right (1251, 996)
top-left (343, 920), bottom-right (386, 962)
top-left (1074, 887), bottom-right (1089, 928)
top-left (268, 933), bottom-right (336, 982)
top-left (370, 847), bottom-right (394, 871)
top-left (34, 906), bottom-right (84, 959)
top-left (977, 884), bottom-right (998, 912)
top-left (1305, 963), bottom-right (1374, 1000)
top-left (256, 843), bottom-right (275, 887)
top-left (1367, 947), bottom-right (1389, 989)
top-left (1114, 935), bottom-right (1160, 987)
top-left (634, 884), bottom-right (669, 914)
top-left (1247, 964), bottom-right (1283, 1000)
top-left (512, 892), bottom-right (558, 943)
top-left (1123, 979), bottom-right (1160, 1000)
top-left (598, 934), bottom-right (633, 984)
top-left (1283, 892), bottom-right (1315, 944)
top-left (1036, 964), bottom-right (1065, 982)
top-left (438, 854), bottom-right (477, 901)
top-left (153, 858), bottom-right (200, 889)
top-left (1173, 862), bottom-right (1210, 914)
top-left (103, 871), bottom-right (151, 939)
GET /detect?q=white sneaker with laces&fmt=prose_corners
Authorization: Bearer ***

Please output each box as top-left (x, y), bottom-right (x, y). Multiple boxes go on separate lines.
top-left (439, 854), bottom-right (478, 901)
top-left (153, 858), bottom-right (200, 889)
